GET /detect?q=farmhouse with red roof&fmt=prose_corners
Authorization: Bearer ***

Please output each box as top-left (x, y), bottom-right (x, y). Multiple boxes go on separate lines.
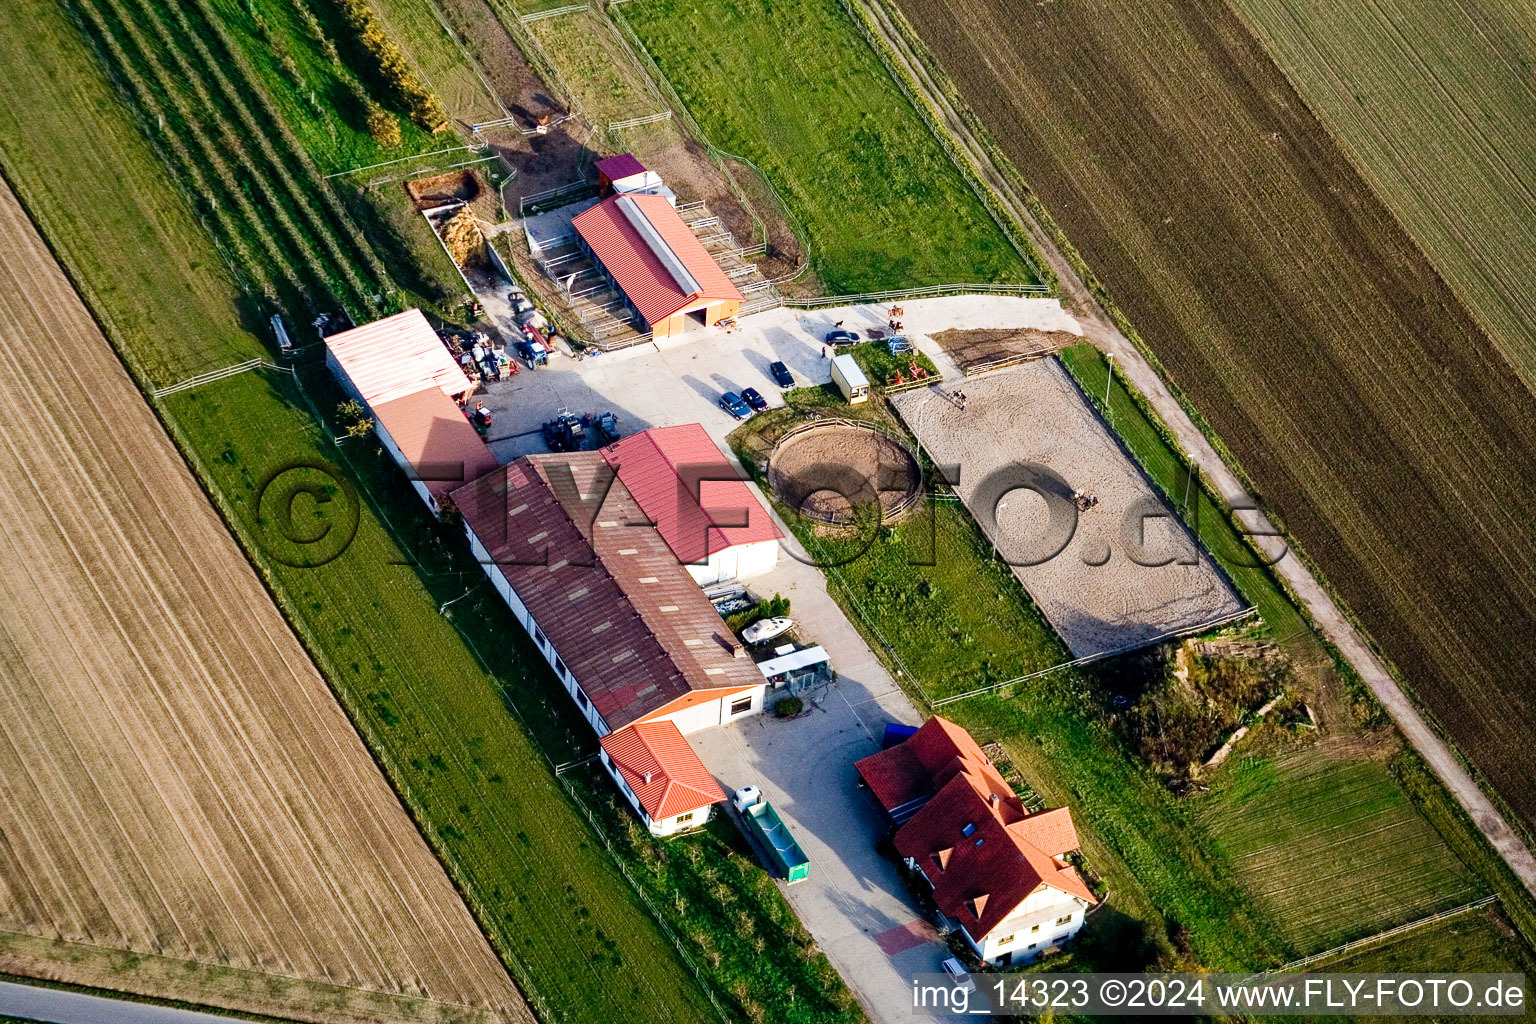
top-left (572, 192), bottom-right (742, 339)
top-left (452, 440), bottom-right (774, 836)
top-left (857, 717), bottom-right (1096, 964)
top-left (602, 423), bottom-right (781, 585)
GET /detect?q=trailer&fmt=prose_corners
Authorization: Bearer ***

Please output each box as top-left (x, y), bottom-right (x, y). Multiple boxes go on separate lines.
top-left (830, 353), bottom-right (870, 405)
top-left (740, 797), bottom-right (810, 883)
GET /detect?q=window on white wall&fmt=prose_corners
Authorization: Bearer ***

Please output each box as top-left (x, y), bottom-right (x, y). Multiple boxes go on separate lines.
top-left (1056, 914), bottom-right (1073, 926)
top-left (676, 812), bottom-right (694, 824)
top-left (730, 695), bottom-right (753, 715)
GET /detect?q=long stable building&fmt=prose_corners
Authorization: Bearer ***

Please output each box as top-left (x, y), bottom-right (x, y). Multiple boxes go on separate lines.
top-left (572, 192), bottom-right (742, 339)
top-left (453, 443), bottom-right (778, 834)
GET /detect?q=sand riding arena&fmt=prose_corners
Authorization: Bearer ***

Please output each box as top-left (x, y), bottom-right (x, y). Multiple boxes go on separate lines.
top-left (768, 420), bottom-right (922, 525)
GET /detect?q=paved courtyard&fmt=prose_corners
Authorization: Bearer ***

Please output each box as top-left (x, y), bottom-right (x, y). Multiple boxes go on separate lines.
top-left (686, 544), bottom-right (944, 1023)
top-left (475, 295), bottom-right (1083, 1022)
top-left (472, 296), bottom-right (1081, 461)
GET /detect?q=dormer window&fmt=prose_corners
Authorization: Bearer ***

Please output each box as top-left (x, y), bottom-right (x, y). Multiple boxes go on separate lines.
top-left (961, 822), bottom-right (976, 837)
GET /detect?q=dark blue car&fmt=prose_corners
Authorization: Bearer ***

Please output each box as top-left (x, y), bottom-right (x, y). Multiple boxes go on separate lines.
top-left (769, 361), bottom-right (795, 387)
top-left (741, 387), bottom-right (768, 412)
top-left (719, 391), bottom-right (751, 419)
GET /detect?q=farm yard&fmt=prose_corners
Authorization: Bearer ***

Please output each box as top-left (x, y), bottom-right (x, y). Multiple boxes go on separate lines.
top-left (0, 178), bottom-right (524, 1024)
top-left (890, 362), bottom-right (1245, 659)
top-left (3, 0), bottom-right (1536, 1013)
top-left (616, 0), bottom-right (1034, 292)
top-left (1231, 0), bottom-right (1536, 394)
top-left (731, 362), bottom-right (1534, 976)
top-left (891, 0), bottom-right (1536, 845)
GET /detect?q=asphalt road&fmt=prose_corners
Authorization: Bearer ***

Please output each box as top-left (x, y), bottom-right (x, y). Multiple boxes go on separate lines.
top-left (0, 980), bottom-right (244, 1024)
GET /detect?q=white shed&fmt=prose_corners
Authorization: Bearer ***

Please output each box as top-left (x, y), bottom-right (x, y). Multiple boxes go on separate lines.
top-left (830, 353), bottom-right (870, 404)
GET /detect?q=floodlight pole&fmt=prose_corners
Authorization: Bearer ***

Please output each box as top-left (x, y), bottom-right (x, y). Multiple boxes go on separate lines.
top-left (1105, 353), bottom-right (1115, 413)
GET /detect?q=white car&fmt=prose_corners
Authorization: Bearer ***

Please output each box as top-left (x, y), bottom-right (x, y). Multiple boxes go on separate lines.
top-left (732, 786), bottom-right (762, 814)
top-left (941, 957), bottom-right (976, 993)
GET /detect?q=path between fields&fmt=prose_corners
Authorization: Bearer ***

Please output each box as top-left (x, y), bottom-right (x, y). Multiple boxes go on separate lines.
top-left (0, 979), bottom-right (242, 1024)
top-left (851, 0), bottom-right (1536, 899)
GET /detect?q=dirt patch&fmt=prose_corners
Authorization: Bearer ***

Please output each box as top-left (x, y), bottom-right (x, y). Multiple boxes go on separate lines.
top-left (769, 423), bottom-right (920, 524)
top-left (406, 168), bottom-right (499, 222)
top-left (932, 326), bottom-right (1077, 371)
top-left (892, 361), bottom-right (1243, 658)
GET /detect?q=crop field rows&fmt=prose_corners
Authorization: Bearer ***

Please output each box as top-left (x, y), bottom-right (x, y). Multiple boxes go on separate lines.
top-left (69, 0), bottom-right (390, 332)
top-left (0, 3), bottom-right (733, 1024)
top-left (1201, 751), bottom-right (1484, 951)
top-left (1231, 0), bottom-right (1536, 393)
top-left (892, 0), bottom-right (1536, 841)
top-left (0, 175), bottom-right (524, 1024)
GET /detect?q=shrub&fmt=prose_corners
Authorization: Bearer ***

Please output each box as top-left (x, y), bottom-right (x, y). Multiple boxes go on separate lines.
top-left (328, 0), bottom-right (449, 131)
top-left (773, 696), bottom-right (803, 718)
top-left (365, 102), bottom-right (401, 148)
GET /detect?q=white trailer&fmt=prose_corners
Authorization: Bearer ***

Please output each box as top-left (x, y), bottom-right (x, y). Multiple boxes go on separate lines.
top-left (830, 353), bottom-right (870, 404)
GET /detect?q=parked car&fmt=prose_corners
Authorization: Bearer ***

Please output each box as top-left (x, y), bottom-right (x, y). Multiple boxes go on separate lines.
top-left (719, 391), bottom-right (751, 419)
top-left (941, 958), bottom-right (976, 993)
top-left (741, 386), bottom-right (768, 412)
top-left (769, 360), bottom-right (795, 387)
top-left (824, 328), bottom-right (860, 346)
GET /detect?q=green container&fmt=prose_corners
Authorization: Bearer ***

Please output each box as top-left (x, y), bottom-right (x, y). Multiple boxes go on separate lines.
top-left (745, 801), bottom-right (810, 882)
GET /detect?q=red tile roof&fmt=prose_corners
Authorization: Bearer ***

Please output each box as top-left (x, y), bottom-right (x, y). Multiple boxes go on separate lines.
top-left (325, 309), bottom-right (471, 406)
top-left (602, 424), bottom-right (781, 566)
top-left (856, 715), bottom-right (1012, 813)
top-left (863, 717), bottom-right (1095, 940)
top-left (370, 388), bottom-right (497, 501)
top-left (450, 452), bottom-right (763, 730)
top-left (601, 720), bottom-right (724, 820)
top-left (572, 194), bottom-right (742, 326)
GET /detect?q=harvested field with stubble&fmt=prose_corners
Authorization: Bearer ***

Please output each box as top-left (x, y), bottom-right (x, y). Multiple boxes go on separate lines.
top-left (892, 362), bottom-right (1243, 658)
top-left (894, 0), bottom-right (1536, 835)
top-left (0, 180), bottom-right (526, 1024)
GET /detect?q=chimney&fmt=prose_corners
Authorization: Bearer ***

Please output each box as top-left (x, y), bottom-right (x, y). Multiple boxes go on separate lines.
top-left (713, 632), bottom-right (744, 658)
top-left (988, 792), bottom-right (1000, 808)
top-left (643, 771), bottom-right (653, 786)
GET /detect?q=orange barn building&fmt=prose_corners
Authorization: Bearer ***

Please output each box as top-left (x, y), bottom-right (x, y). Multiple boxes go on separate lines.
top-left (572, 192), bottom-right (742, 339)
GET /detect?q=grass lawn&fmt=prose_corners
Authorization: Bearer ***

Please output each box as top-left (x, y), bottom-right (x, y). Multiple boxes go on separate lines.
top-left (1198, 747), bottom-right (1484, 951)
top-left (0, 4), bottom-right (726, 1023)
top-left (616, 0), bottom-right (1031, 292)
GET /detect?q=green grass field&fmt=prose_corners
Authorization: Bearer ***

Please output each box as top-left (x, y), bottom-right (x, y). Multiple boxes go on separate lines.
top-left (616, 0), bottom-right (1031, 292)
top-left (1199, 749), bottom-right (1485, 951)
top-left (1231, 0), bottom-right (1536, 394)
top-left (0, 3), bottom-right (724, 1023)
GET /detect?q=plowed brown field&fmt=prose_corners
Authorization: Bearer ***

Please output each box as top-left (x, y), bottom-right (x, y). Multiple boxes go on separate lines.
top-left (893, 0), bottom-right (1536, 832)
top-left (0, 179), bottom-right (527, 1024)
